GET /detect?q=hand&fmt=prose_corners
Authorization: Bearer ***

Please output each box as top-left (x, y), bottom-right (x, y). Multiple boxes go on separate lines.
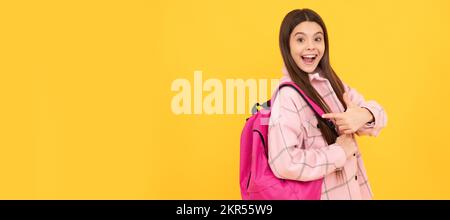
top-left (336, 134), bottom-right (357, 159)
top-left (321, 92), bottom-right (374, 134)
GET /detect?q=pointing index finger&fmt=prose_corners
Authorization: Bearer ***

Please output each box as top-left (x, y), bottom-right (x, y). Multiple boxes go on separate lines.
top-left (321, 113), bottom-right (342, 119)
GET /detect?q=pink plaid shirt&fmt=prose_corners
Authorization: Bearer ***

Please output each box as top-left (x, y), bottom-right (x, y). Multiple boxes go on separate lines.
top-left (268, 69), bottom-right (387, 200)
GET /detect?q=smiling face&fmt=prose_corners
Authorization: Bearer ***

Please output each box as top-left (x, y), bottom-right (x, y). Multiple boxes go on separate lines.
top-left (289, 21), bottom-right (325, 73)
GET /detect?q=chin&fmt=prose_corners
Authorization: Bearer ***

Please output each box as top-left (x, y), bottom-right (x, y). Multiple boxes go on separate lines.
top-left (299, 66), bottom-right (317, 73)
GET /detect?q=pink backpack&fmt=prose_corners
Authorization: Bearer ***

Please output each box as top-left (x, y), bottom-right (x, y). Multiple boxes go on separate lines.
top-left (240, 81), bottom-right (332, 200)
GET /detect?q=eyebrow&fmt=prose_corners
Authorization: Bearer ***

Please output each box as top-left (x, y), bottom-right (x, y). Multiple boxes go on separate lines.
top-left (294, 32), bottom-right (324, 36)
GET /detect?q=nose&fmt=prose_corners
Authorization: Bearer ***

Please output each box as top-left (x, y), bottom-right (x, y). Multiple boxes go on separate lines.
top-left (306, 40), bottom-right (315, 51)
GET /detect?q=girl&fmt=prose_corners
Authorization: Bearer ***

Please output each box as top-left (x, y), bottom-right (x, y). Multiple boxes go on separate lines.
top-left (268, 9), bottom-right (387, 200)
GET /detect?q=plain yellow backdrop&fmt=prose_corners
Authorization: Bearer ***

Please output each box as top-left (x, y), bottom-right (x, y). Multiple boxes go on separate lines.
top-left (0, 0), bottom-right (449, 199)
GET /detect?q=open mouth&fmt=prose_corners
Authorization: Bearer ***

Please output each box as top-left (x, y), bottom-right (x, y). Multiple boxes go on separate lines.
top-left (301, 54), bottom-right (317, 65)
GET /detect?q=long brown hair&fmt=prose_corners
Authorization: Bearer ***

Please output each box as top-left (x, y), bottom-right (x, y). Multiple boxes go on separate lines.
top-left (279, 9), bottom-right (347, 144)
top-left (279, 9), bottom-right (347, 178)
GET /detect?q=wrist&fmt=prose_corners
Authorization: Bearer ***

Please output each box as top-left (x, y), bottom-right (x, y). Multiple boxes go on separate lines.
top-left (361, 107), bottom-right (374, 123)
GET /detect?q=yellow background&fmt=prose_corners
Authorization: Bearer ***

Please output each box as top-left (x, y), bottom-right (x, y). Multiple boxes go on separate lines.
top-left (1, 0), bottom-right (449, 199)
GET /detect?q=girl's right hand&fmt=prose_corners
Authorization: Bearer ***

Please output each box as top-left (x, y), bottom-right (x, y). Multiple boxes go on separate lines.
top-left (336, 134), bottom-right (357, 159)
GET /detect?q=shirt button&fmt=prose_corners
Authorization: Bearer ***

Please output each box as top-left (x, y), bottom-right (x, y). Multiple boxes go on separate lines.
top-left (353, 153), bottom-right (356, 157)
top-left (316, 123), bottom-right (320, 128)
top-left (355, 176), bottom-right (358, 181)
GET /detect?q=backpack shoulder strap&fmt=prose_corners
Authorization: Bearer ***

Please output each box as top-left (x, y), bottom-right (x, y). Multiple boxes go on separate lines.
top-left (275, 81), bottom-right (338, 136)
top-left (277, 82), bottom-right (325, 116)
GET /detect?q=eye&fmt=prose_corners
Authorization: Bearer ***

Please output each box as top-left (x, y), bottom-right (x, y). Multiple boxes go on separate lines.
top-left (315, 37), bottom-right (322, 42)
top-left (297, 38), bottom-right (304, 43)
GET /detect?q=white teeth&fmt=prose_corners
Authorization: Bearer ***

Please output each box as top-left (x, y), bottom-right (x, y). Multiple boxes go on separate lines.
top-left (303, 55), bottom-right (317, 58)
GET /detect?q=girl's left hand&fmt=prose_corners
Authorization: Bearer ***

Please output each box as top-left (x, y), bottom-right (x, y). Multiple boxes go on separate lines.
top-left (321, 93), bottom-right (374, 134)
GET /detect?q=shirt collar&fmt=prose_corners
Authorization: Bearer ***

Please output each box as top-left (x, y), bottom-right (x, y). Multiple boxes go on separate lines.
top-left (308, 71), bottom-right (328, 82)
top-left (281, 66), bottom-right (328, 82)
